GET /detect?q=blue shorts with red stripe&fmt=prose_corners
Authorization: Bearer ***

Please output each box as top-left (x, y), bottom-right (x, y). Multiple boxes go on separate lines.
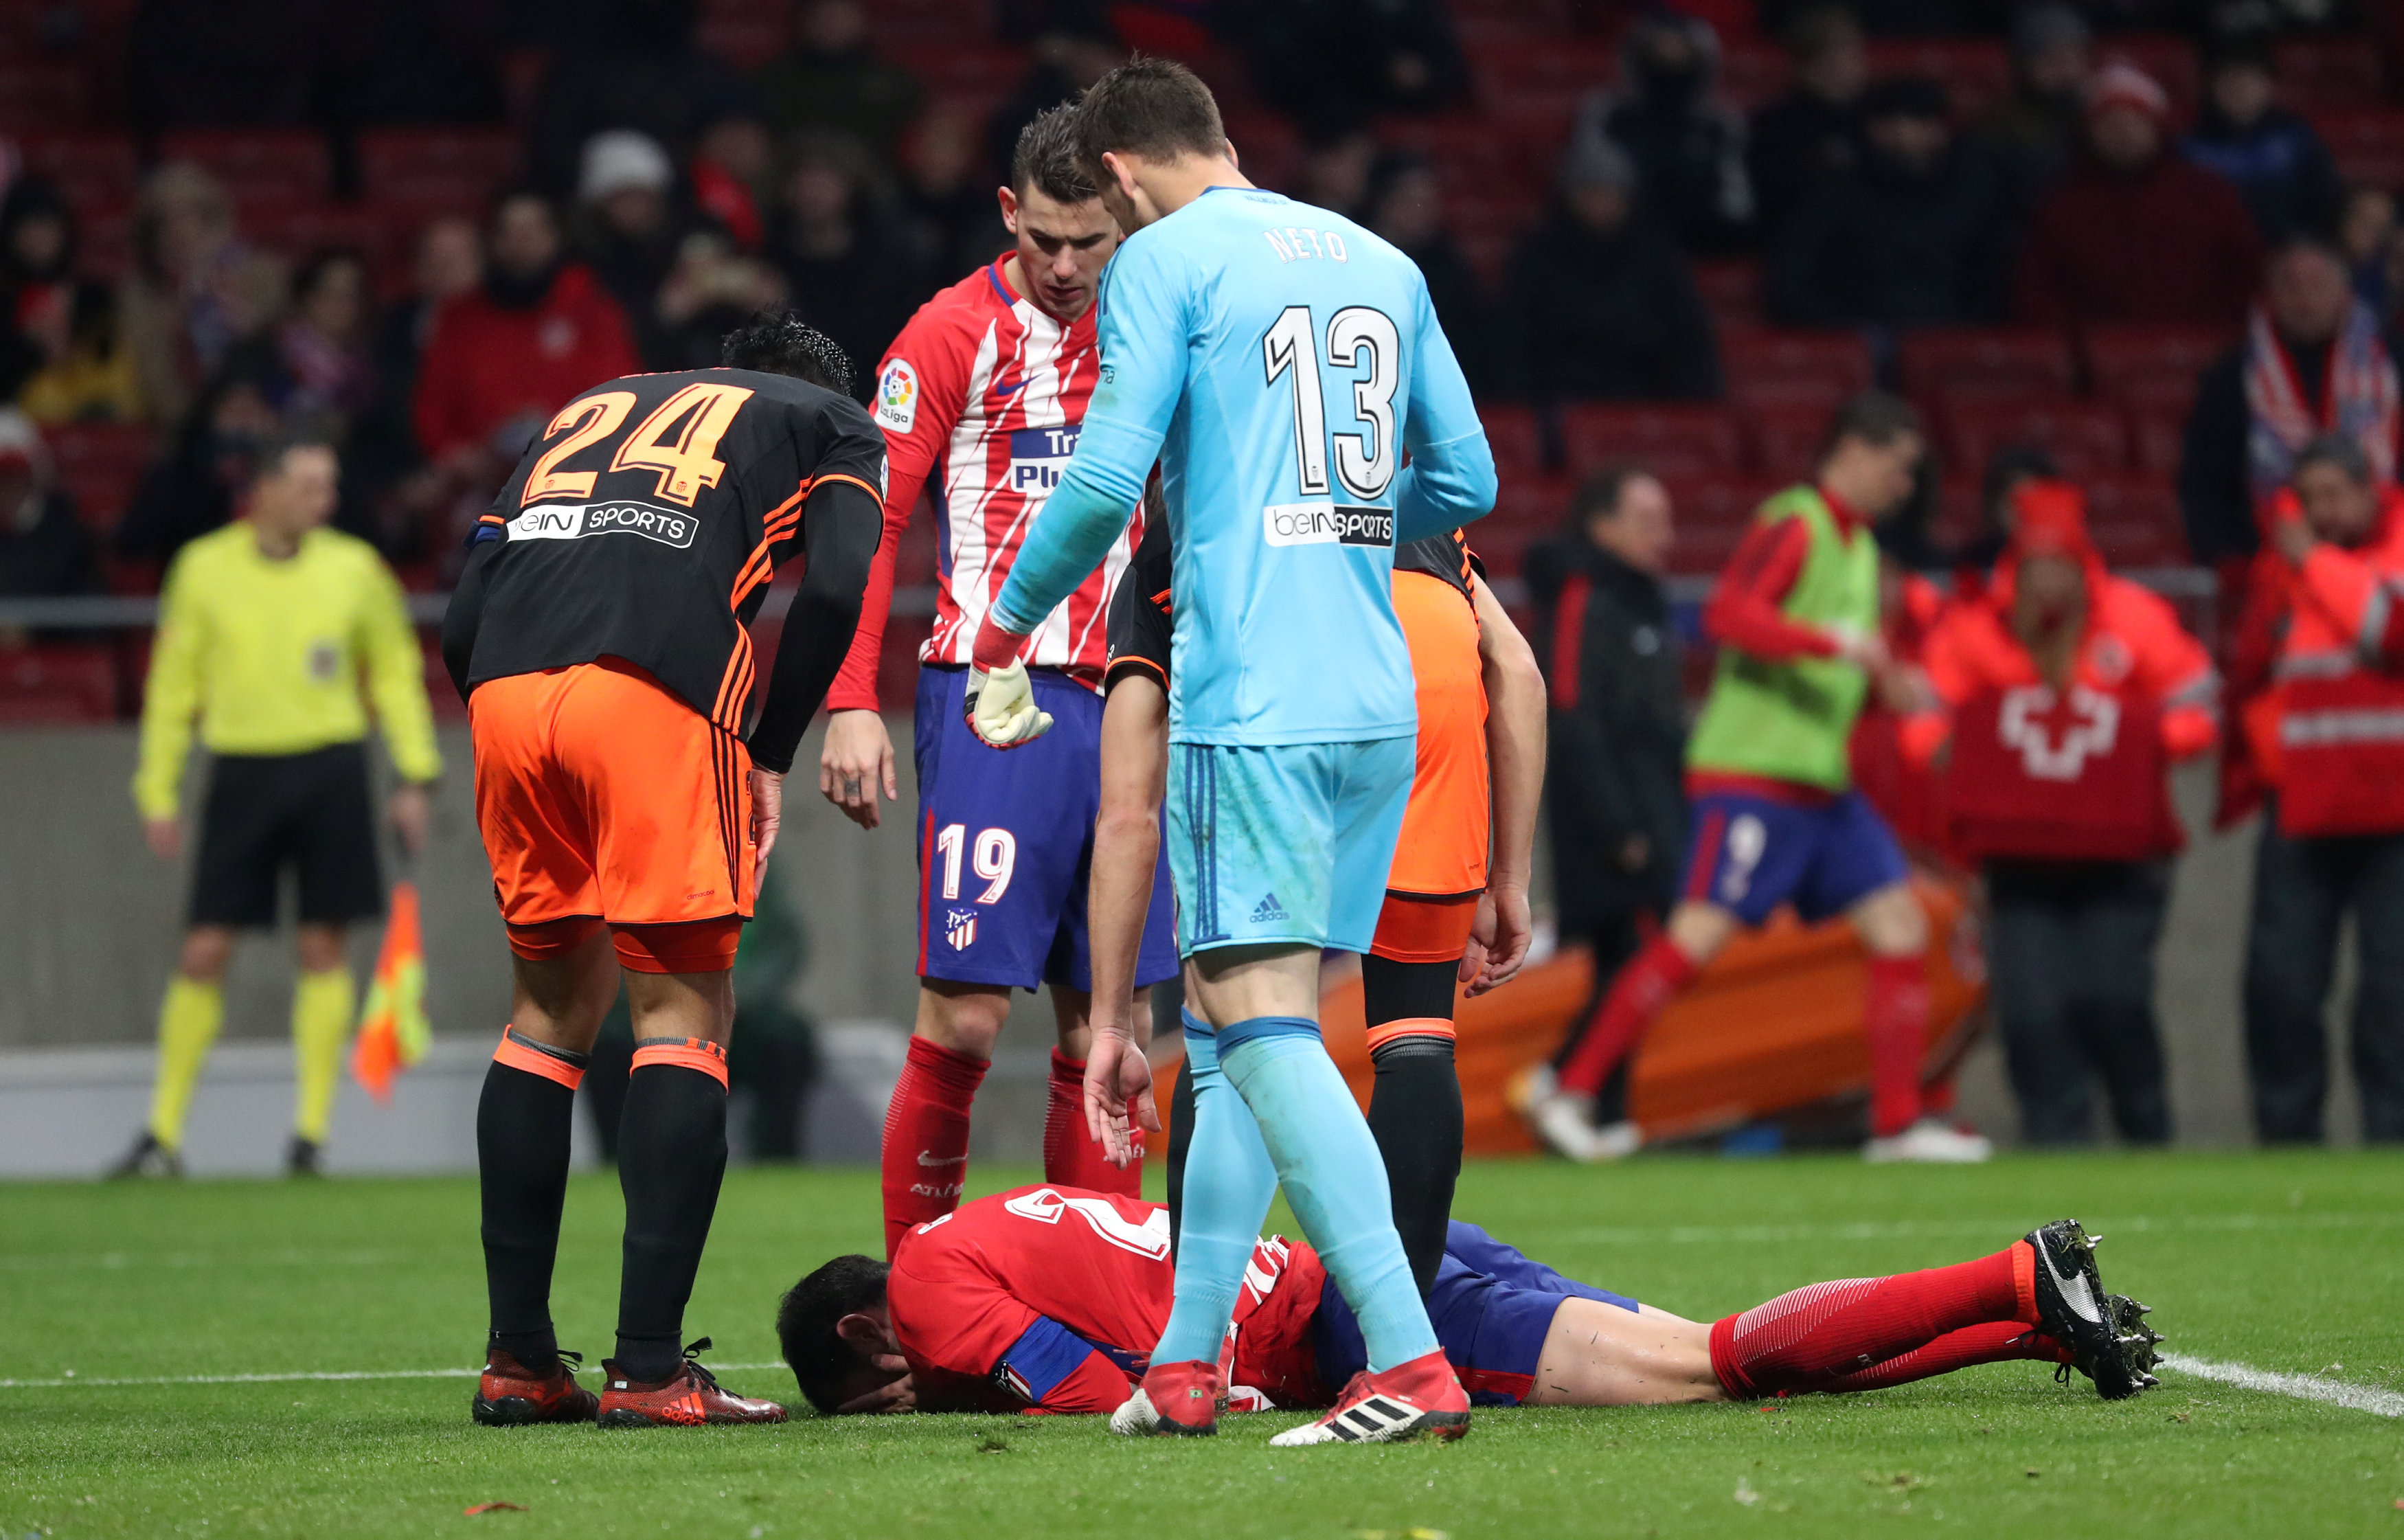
top-left (1309, 1221), bottom-right (1639, 1407)
top-left (1679, 787), bottom-right (1909, 927)
top-left (911, 664), bottom-right (1179, 992)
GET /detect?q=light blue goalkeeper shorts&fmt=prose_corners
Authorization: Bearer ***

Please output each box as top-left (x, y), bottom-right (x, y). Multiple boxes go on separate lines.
top-left (1165, 736), bottom-right (1414, 958)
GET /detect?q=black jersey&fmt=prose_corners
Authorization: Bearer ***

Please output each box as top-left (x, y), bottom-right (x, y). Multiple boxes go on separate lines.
top-left (460, 368), bottom-right (886, 734)
top-left (1104, 523), bottom-right (1477, 692)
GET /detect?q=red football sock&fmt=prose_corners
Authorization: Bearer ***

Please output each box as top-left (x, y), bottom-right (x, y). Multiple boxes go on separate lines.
top-left (1709, 1241), bottom-right (2038, 1398)
top-left (1865, 954), bottom-right (1928, 1137)
top-left (1817, 1321), bottom-right (2070, 1393)
top-left (879, 1035), bottom-right (987, 1258)
top-left (1557, 936), bottom-right (1697, 1099)
top-left (1043, 1048), bottom-right (1142, 1197)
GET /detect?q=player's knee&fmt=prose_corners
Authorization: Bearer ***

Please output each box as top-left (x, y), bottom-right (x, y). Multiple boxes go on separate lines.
top-left (295, 925), bottom-right (346, 974)
top-left (916, 984), bottom-right (1010, 1058)
top-left (1666, 902), bottom-right (1737, 965)
top-left (178, 927), bottom-right (234, 982)
top-left (1857, 885), bottom-right (1927, 958)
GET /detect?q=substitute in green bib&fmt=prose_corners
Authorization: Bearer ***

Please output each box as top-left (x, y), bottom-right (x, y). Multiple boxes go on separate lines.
top-left (1528, 393), bottom-right (1993, 1166)
top-left (114, 429), bottom-right (440, 1179)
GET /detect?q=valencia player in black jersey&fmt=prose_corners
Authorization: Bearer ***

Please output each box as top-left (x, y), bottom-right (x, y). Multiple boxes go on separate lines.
top-left (441, 312), bottom-right (884, 1427)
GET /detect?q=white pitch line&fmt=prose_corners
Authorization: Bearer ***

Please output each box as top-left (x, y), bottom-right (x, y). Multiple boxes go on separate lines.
top-left (2159, 1355), bottom-right (2404, 1418)
top-left (0, 1362), bottom-right (787, 1390)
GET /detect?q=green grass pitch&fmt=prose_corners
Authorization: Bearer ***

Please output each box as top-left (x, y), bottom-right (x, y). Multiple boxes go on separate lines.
top-left (3, 1151), bottom-right (2401, 1538)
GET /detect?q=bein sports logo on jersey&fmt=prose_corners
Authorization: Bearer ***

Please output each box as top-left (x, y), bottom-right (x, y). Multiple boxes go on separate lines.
top-left (1998, 683), bottom-right (2120, 780)
top-left (944, 907), bottom-right (978, 950)
top-left (506, 501), bottom-right (697, 550)
top-left (1008, 425), bottom-right (1080, 493)
top-left (1262, 502), bottom-right (1394, 549)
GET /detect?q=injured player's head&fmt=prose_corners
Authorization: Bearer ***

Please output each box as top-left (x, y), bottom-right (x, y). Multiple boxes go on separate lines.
top-left (778, 1254), bottom-right (913, 1415)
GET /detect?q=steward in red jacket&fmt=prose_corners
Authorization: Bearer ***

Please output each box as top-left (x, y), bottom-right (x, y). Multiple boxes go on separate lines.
top-left (1905, 480), bottom-right (2216, 1146)
top-left (2225, 433), bottom-right (2404, 1144)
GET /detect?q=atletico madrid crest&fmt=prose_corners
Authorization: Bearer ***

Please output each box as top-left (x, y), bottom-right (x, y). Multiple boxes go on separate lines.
top-left (946, 908), bottom-right (978, 951)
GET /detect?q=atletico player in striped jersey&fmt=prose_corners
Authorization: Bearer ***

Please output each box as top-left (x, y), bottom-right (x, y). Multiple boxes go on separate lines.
top-left (819, 106), bottom-right (1176, 1257)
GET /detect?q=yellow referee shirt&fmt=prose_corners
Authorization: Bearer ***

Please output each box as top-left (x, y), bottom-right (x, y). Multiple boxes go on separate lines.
top-left (133, 522), bottom-right (443, 821)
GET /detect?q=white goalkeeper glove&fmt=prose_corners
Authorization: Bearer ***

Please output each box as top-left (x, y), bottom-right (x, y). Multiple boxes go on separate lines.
top-left (964, 657), bottom-right (1054, 749)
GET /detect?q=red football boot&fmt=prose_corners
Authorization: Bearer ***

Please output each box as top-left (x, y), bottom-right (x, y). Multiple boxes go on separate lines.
top-left (596, 1339), bottom-right (786, 1427)
top-left (472, 1348), bottom-right (600, 1427)
top-left (1108, 1359), bottom-right (1224, 1437)
top-left (1269, 1348), bottom-right (1470, 1446)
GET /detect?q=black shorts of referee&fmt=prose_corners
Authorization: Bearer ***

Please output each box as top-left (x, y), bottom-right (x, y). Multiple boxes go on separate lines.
top-left (189, 741), bottom-right (384, 928)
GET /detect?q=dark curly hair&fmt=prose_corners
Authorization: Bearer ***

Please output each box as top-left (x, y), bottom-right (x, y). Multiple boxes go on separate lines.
top-left (721, 308), bottom-right (856, 396)
top-left (775, 1254), bottom-right (891, 1414)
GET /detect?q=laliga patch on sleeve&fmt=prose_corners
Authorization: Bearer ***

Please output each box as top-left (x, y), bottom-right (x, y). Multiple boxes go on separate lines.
top-left (876, 359), bottom-right (918, 433)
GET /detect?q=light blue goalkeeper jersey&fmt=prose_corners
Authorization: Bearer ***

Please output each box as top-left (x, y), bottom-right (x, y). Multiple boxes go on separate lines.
top-left (988, 185), bottom-right (1495, 746)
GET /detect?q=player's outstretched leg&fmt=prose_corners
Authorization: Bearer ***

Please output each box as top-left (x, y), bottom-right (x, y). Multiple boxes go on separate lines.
top-left (1710, 1237), bottom-right (2036, 1398)
top-left (1114, 1015), bottom-right (1275, 1438)
top-left (1360, 954), bottom-right (1464, 1299)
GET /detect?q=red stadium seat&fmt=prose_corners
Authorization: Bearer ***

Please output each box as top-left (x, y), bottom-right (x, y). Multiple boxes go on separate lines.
top-left (1690, 259), bottom-right (1763, 326)
top-left (2127, 389), bottom-right (2192, 477)
top-left (1743, 398), bottom-right (1833, 482)
top-left (1662, 474), bottom-right (1780, 576)
top-left (1477, 403), bottom-right (1547, 478)
top-left (2311, 106), bottom-right (2404, 188)
top-left (1863, 39), bottom-right (2012, 116)
top-left (2083, 323), bottom-right (2232, 403)
top-left (0, 63), bottom-right (93, 131)
top-left (359, 128), bottom-right (519, 211)
top-left (1721, 328), bottom-right (1874, 405)
top-left (0, 646), bottom-right (118, 724)
top-left (1557, 404), bottom-right (1744, 480)
top-left (1460, 34), bottom-right (1614, 96)
top-left (2276, 36), bottom-right (2385, 108)
top-left (45, 422), bottom-right (156, 534)
top-left (157, 130), bottom-right (332, 218)
top-left (1946, 398), bottom-right (2131, 479)
top-left (15, 130), bottom-right (137, 274)
top-left (1483, 471), bottom-right (1575, 574)
top-left (696, 0), bottom-right (788, 69)
top-left (1898, 326), bottom-right (2075, 400)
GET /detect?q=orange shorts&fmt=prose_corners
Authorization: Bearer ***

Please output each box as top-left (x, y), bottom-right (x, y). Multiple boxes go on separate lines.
top-left (1369, 890), bottom-right (1480, 964)
top-left (1385, 569), bottom-right (1490, 901)
top-left (469, 657), bottom-right (752, 974)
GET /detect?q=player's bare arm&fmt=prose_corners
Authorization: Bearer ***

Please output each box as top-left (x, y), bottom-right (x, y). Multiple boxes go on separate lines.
top-left (1085, 669), bottom-right (1170, 1164)
top-left (819, 710), bottom-right (897, 830)
top-left (1466, 571), bottom-right (1545, 995)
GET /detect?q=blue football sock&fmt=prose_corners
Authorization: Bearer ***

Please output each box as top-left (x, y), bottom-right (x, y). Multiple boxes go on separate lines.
top-left (1217, 1016), bottom-right (1439, 1372)
top-left (1150, 1014), bottom-right (1279, 1368)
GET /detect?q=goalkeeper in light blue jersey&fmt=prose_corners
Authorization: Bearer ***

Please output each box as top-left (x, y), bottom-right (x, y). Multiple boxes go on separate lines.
top-left (962, 58), bottom-right (1496, 1447)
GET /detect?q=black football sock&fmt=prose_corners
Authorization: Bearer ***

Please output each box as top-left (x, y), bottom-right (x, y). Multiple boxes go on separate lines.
top-left (613, 1039), bottom-right (729, 1383)
top-left (1594, 1059), bottom-right (1633, 1126)
top-left (1361, 955), bottom-right (1465, 1300)
top-left (478, 1030), bottom-right (589, 1374)
top-left (1166, 1054), bottom-right (1196, 1258)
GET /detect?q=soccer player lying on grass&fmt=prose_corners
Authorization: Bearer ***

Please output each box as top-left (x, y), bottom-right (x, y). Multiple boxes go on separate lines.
top-left (777, 1188), bottom-right (2164, 1422)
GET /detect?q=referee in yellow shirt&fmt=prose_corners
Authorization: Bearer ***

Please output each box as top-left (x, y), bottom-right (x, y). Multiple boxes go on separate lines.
top-left (114, 430), bottom-right (441, 1178)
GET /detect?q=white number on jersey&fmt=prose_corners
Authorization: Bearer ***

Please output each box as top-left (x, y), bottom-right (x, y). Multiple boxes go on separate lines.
top-left (1003, 1187), bottom-right (1172, 1260)
top-left (1260, 306), bottom-right (1400, 504)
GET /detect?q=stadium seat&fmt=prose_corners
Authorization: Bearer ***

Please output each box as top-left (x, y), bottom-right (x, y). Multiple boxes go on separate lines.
top-left (1663, 473), bottom-right (1780, 576)
top-left (359, 128), bottom-right (519, 212)
top-left (0, 63), bottom-right (92, 131)
top-left (44, 422), bottom-right (156, 534)
top-left (157, 129), bottom-right (332, 218)
top-left (1721, 328), bottom-right (1875, 405)
top-left (1898, 326), bottom-right (2076, 401)
top-left (2085, 473), bottom-right (2187, 567)
top-left (1863, 39), bottom-right (2012, 116)
top-left (2082, 323), bottom-right (2233, 403)
top-left (2276, 36), bottom-right (2385, 108)
top-left (1945, 398), bottom-right (2130, 479)
top-left (1460, 33), bottom-right (1615, 97)
top-left (1477, 403), bottom-right (1548, 478)
top-left (1690, 259), bottom-right (1763, 326)
top-left (0, 645), bottom-right (118, 724)
top-left (1557, 403), bottom-right (1745, 480)
top-left (1743, 398), bottom-right (1833, 482)
top-left (1483, 470), bottom-right (1575, 574)
top-left (2126, 387), bottom-right (2192, 477)
top-left (696, 0), bottom-right (788, 69)
top-left (1382, 112), bottom-right (1544, 205)
top-left (2310, 106), bottom-right (2404, 188)
top-left (15, 130), bottom-right (137, 274)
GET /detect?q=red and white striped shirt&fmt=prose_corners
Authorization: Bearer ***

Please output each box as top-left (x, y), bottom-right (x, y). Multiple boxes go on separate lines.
top-left (826, 258), bottom-right (1143, 711)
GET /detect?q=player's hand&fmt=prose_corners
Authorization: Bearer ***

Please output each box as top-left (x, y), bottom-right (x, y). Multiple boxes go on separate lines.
top-left (144, 817), bottom-right (182, 861)
top-left (964, 659), bottom-right (1053, 749)
top-left (1877, 661), bottom-right (1938, 716)
top-left (1464, 880), bottom-right (1533, 997)
top-left (833, 1361), bottom-right (915, 1415)
top-left (1082, 1023), bottom-right (1159, 1169)
top-left (387, 783), bottom-right (431, 854)
top-left (749, 767), bottom-right (784, 881)
top-left (819, 710), bottom-right (897, 830)
top-left (1825, 622), bottom-right (1891, 674)
top-left (2273, 514), bottom-right (2316, 566)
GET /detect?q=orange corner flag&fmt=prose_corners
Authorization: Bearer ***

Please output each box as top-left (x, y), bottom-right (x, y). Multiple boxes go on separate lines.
top-left (352, 881), bottom-right (431, 1101)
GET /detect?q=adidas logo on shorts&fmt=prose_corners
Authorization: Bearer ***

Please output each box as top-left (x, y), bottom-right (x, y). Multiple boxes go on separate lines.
top-left (1251, 892), bottom-right (1289, 923)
